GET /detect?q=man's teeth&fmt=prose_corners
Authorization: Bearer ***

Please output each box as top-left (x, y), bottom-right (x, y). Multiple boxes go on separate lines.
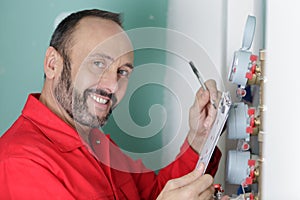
top-left (91, 95), bottom-right (108, 104)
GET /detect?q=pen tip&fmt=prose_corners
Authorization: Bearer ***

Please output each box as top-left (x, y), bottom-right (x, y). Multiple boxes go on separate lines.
top-left (212, 102), bottom-right (217, 109)
top-left (189, 61), bottom-right (196, 71)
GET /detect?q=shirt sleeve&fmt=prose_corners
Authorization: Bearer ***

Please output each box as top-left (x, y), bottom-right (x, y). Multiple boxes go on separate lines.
top-left (0, 157), bottom-right (75, 200)
top-left (132, 139), bottom-right (222, 199)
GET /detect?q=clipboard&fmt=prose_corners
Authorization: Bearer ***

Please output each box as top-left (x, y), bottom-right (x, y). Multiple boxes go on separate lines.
top-left (196, 91), bottom-right (232, 173)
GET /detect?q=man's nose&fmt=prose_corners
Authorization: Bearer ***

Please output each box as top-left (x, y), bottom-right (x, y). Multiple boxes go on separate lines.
top-left (97, 67), bottom-right (118, 94)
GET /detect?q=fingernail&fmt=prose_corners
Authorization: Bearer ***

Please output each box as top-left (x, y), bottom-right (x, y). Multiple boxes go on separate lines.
top-left (204, 120), bottom-right (210, 129)
top-left (211, 93), bottom-right (217, 101)
top-left (196, 162), bottom-right (204, 172)
top-left (199, 90), bottom-right (206, 98)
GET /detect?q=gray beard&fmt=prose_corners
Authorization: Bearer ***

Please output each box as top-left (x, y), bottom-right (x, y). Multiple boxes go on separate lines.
top-left (54, 73), bottom-right (112, 128)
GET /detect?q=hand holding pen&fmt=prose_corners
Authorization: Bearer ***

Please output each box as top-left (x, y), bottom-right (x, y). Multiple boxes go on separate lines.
top-left (189, 61), bottom-right (217, 109)
top-left (187, 61), bottom-right (220, 155)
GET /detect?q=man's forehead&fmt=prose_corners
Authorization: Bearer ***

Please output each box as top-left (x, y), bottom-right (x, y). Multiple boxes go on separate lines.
top-left (90, 38), bottom-right (133, 60)
top-left (75, 16), bottom-right (127, 43)
top-left (71, 16), bottom-right (133, 61)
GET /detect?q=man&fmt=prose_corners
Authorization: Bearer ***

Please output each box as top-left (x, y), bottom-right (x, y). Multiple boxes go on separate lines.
top-left (0, 9), bottom-right (226, 199)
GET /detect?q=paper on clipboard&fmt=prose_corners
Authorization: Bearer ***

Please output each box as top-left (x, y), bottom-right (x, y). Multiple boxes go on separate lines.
top-left (196, 91), bottom-right (232, 173)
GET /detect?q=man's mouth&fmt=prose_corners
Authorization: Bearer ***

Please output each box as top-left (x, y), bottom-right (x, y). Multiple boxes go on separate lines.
top-left (90, 93), bottom-right (109, 105)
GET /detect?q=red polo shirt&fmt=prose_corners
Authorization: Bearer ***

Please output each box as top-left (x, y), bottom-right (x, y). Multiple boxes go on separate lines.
top-left (0, 94), bottom-right (221, 199)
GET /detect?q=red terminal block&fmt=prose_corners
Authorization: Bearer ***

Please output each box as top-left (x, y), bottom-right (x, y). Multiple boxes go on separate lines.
top-left (248, 159), bottom-right (256, 179)
top-left (250, 54), bottom-right (258, 62)
top-left (246, 126), bottom-right (253, 134)
top-left (251, 64), bottom-right (256, 73)
top-left (249, 193), bottom-right (255, 200)
top-left (243, 161), bottom-right (256, 186)
top-left (214, 184), bottom-right (221, 190)
top-left (236, 88), bottom-right (247, 97)
top-left (242, 143), bottom-right (250, 151)
top-left (245, 72), bottom-right (253, 80)
top-left (249, 170), bottom-right (255, 179)
top-left (213, 183), bottom-right (224, 193)
top-left (248, 108), bottom-right (256, 116)
top-left (247, 108), bottom-right (256, 133)
top-left (250, 117), bottom-right (255, 127)
top-left (246, 55), bottom-right (257, 80)
top-left (248, 159), bottom-right (256, 167)
top-left (244, 177), bottom-right (253, 185)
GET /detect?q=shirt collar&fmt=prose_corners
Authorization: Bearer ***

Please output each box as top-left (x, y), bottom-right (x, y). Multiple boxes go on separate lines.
top-left (22, 93), bottom-right (84, 152)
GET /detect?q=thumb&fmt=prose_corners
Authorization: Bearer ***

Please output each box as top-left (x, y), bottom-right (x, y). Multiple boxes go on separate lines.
top-left (195, 162), bottom-right (205, 174)
top-left (166, 168), bottom-right (202, 190)
top-left (194, 89), bottom-right (210, 112)
top-left (221, 195), bottom-right (230, 200)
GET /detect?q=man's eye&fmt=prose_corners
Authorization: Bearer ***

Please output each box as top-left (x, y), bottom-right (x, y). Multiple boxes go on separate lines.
top-left (118, 69), bottom-right (129, 77)
top-left (94, 61), bottom-right (105, 68)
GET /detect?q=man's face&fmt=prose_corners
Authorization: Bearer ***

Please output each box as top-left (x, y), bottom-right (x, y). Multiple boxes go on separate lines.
top-left (54, 17), bottom-right (134, 128)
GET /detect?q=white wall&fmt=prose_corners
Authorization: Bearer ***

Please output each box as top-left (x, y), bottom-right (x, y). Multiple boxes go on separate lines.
top-left (165, 0), bottom-right (265, 192)
top-left (166, 0), bottom-right (300, 197)
top-left (165, 0), bottom-right (228, 186)
top-left (263, 1), bottom-right (300, 198)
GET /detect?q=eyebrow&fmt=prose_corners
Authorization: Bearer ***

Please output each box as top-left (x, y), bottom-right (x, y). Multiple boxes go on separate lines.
top-left (124, 63), bottom-right (134, 69)
top-left (89, 53), bottom-right (114, 62)
top-left (89, 53), bottom-right (134, 69)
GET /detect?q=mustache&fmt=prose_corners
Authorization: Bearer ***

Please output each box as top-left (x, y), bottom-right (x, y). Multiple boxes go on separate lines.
top-left (84, 88), bottom-right (117, 107)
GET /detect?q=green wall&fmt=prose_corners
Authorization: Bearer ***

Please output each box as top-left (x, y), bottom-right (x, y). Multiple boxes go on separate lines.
top-left (0, 0), bottom-right (168, 163)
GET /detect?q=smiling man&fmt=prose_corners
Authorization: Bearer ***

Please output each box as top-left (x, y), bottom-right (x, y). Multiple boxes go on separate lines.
top-left (0, 9), bottom-right (224, 200)
top-left (43, 14), bottom-right (134, 144)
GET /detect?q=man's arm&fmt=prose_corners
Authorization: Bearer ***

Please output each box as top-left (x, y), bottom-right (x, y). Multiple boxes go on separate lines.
top-left (132, 80), bottom-right (222, 199)
top-left (0, 157), bottom-right (75, 200)
top-left (156, 163), bottom-right (214, 200)
top-left (131, 139), bottom-right (221, 199)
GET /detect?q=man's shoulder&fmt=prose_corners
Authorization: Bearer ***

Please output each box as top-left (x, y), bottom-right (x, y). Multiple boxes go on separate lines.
top-left (0, 116), bottom-right (52, 160)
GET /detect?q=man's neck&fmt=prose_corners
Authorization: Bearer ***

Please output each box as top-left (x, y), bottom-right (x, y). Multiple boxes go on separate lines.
top-left (39, 88), bottom-right (93, 146)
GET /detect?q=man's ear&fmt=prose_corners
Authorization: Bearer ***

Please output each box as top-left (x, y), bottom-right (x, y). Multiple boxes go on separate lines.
top-left (44, 46), bottom-right (63, 79)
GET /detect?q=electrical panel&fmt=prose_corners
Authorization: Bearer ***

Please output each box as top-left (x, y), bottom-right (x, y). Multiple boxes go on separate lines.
top-left (214, 15), bottom-right (265, 200)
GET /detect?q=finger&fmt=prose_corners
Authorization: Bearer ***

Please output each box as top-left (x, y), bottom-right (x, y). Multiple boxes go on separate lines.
top-left (198, 185), bottom-right (214, 200)
top-left (214, 91), bottom-right (222, 108)
top-left (194, 87), bottom-right (210, 112)
top-left (195, 162), bottom-right (205, 173)
top-left (203, 91), bottom-right (222, 129)
top-left (179, 174), bottom-right (213, 198)
top-left (191, 174), bottom-right (214, 195)
top-left (221, 195), bottom-right (230, 200)
top-left (204, 79), bottom-right (218, 103)
top-left (203, 103), bottom-right (218, 129)
top-left (165, 169), bottom-right (202, 190)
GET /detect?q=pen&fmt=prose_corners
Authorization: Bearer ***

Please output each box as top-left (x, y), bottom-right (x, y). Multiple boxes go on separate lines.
top-left (189, 61), bottom-right (217, 109)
